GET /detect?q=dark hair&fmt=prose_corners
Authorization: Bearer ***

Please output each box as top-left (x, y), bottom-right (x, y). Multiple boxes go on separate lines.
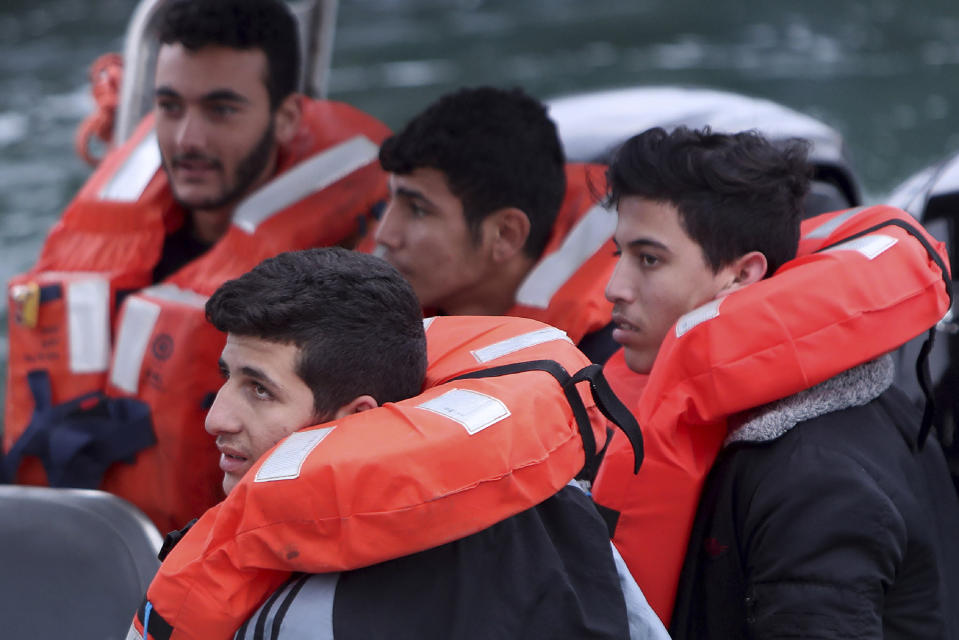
top-left (157, 0), bottom-right (300, 109)
top-left (379, 86), bottom-right (566, 260)
top-left (606, 126), bottom-right (811, 276)
top-left (206, 248), bottom-right (427, 417)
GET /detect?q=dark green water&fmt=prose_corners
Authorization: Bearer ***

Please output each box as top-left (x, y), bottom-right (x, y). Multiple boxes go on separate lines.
top-left (1, 0), bottom-right (958, 426)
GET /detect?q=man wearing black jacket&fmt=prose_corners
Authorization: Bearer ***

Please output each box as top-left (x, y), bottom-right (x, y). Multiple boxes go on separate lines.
top-left (602, 126), bottom-right (959, 638)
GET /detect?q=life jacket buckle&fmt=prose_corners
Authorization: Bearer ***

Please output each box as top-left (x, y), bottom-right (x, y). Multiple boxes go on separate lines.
top-left (11, 282), bottom-right (40, 328)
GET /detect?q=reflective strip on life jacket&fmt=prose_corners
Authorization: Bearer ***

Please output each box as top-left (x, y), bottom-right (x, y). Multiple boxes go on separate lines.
top-left (673, 298), bottom-right (722, 339)
top-left (515, 202), bottom-right (616, 309)
top-left (109, 284), bottom-right (208, 395)
top-left (253, 428), bottom-right (335, 483)
top-left (823, 233), bottom-right (897, 259)
top-left (109, 296), bottom-right (160, 395)
top-left (802, 205), bottom-right (867, 239)
top-left (232, 135), bottom-right (380, 233)
top-left (65, 274), bottom-right (111, 373)
top-left (470, 326), bottom-right (571, 363)
top-left (415, 388), bottom-right (512, 435)
top-left (98, 130), bottom-right (161, 202)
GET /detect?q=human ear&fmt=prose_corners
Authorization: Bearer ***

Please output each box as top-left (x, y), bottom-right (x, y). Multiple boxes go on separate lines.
top-left (332, 395), bottom-right (378, 419)
top-left (273, 93), bottom-right (302, 145)
top-left (717, 251), bottom-right (767, 297)
top-left (486, 207), bottom-right (531, 263)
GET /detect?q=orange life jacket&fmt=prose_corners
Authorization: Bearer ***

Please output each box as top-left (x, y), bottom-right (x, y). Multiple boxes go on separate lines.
top-left (507, 163), bottom-right (616, 344)
top-left (3, 98), bottom-right (392, 531)
top-left (132, 315), bottom-right (643, 640)
top-left (592, 204), bottom-right (953, 627)
top-left (358, 163), bottom-right (616, 345)
top-left (602, 348), bottom-right (648, 414)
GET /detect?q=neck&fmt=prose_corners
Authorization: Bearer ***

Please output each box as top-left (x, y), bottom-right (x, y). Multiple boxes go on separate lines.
top-left (190, 209), bottom-right (233, 244)
top-left (442, 254), bottom-right (536, 316)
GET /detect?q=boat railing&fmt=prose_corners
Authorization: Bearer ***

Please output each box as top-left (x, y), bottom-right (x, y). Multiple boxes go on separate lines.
top-left (113, 0), bottom-right (338, 146)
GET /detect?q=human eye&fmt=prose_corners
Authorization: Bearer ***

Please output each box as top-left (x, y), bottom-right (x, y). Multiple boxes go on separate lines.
top-left (208, 102), bottom-right (239, 118)
top-left (250, 381), bottom-right (274, 401)
top-left (218, 363), bottom-right (229, 380)
top-left (410, 202), bottom-right (429, 218)
top-left (155, 98), bottom-right (182, 117)
top-left (639, 253), bottom-right (660, 267)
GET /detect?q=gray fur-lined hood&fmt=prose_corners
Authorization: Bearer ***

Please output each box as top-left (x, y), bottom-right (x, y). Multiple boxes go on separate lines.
top-left (725, 354), bottom-right (895, 446)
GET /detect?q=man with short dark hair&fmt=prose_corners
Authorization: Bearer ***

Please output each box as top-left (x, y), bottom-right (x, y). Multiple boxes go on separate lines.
top-left (132, 247), bottom-right (668, 639)
top-left (592, 126), bottom-right (959, 636)
top-left (604, 126), bottom-right (809, 373)
top-left (150, 0), bottom-right (304, 277)
top-left (371, 86), bottom-right (618, 361)
top-left (151, 0), bottom-right (385, 279)
top-left (203, 247), bottom-right (427, 495)
top-left (3, 0), bottom-right (392, 533)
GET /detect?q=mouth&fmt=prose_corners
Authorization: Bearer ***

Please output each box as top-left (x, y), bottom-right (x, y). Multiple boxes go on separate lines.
top-left (217, 444), bottom-right (250, 475)
top-left (610, 313), bottom-right (641, 345)
top-left (171, 155), bottom-right (222, 179)
top-left (611, 313), bottom-right (640, 333)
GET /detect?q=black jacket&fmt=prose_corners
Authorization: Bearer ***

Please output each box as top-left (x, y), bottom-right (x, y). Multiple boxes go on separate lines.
top-left (671, 356), bottom-right (959, 639)
top-left (237, 484), bottom-right (669, 639)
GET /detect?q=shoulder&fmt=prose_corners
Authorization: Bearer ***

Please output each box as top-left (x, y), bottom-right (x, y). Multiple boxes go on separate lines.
top-left (722, 394), bottom-right (911, 536)
top-left (298, 98), bottom-right (392, 139)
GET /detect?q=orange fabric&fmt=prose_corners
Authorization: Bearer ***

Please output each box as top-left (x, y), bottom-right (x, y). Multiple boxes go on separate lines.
top-left (4, 99), bottom-right (391, 531)
top-left (137, 315), bottom-right (613, 639)
top-left (74, 52), bottom-right (123, 166)
top-left (593, 205), bottom-right (952, 627)
top-left (603, 348), bottom-right (647, 411)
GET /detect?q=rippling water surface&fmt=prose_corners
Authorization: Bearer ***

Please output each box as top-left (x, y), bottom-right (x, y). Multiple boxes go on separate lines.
top-left (1, 0), bottom-right (958, 423)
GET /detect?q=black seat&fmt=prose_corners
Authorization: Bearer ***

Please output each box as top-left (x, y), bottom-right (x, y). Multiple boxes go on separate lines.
top-left (0, 485), bottom-right (162, 639)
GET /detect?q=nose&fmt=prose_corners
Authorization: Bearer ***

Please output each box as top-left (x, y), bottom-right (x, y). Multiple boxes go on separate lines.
top-left (605, 257), bottom-right (633, 305)
top-left (373, 199), bottom-right (403, 250)
top-left (204, 386), bottom-right (242, 438)
top-left (174, 109), bottom-right (208, 152)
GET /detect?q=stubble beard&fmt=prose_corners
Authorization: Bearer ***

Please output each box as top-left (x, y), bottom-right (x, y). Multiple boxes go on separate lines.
top-left (165, 120), bottom-right (277, 214)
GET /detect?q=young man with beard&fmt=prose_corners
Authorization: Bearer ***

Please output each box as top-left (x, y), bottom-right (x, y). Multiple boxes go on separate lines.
top-left (595, 126), bottom-right (959, 637)
top-left (3, 0), bottom-right (390, 532)
top-left (149, 0), bottom-right (385, 280)
top-left (131, 247), bottom-right (668, 640)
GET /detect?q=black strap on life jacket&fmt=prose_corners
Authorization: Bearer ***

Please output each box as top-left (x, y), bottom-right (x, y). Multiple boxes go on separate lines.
top-left (0, 369), bottom-right (156, 488)
top-left (450, 359), bottom-right (643, 481)
top-left (815, 217), bottom-right (953, 449)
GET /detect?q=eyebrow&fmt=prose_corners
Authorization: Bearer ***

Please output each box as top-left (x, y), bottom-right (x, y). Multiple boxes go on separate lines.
top-left (154, 87), bottom-right (250, 104)
top-left (218, 358), bottom-right (279, 391)
top-left (154, 87), bottom-right (180, 100)
top-left (614, 237), bottom-right (671, 253)
top-left (392, 185), bottom-right (435, 208)
top-left (239, 365), bottom-right (277, 388)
